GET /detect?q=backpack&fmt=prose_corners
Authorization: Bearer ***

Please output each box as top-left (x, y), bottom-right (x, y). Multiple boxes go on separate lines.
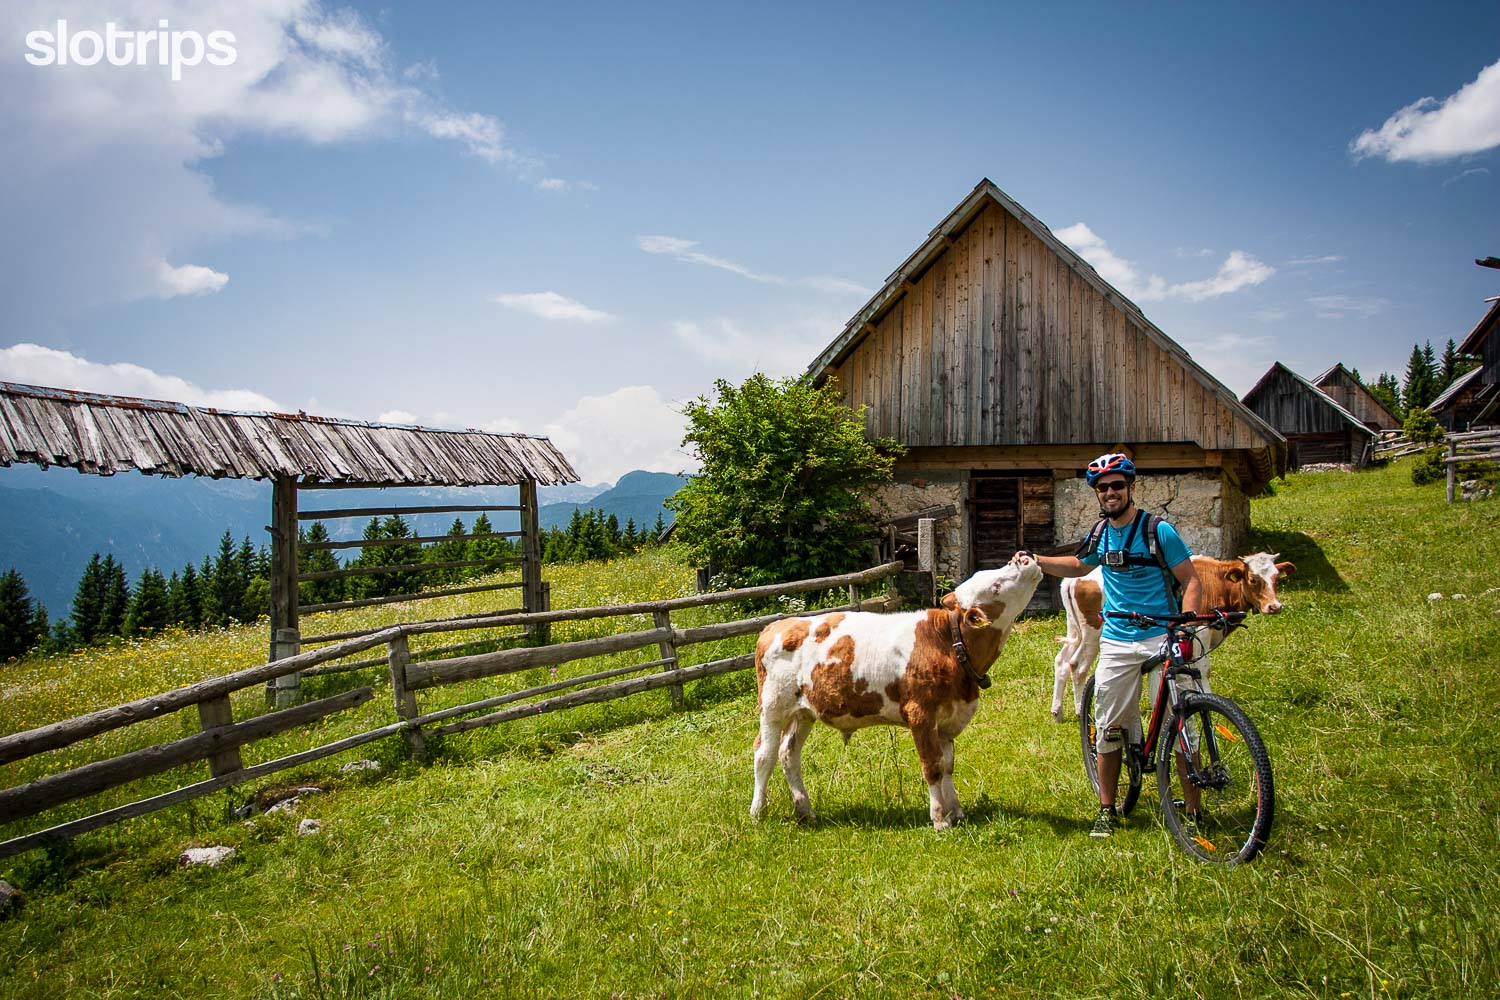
top-left (1075, 509), bottom-right (1182, 611)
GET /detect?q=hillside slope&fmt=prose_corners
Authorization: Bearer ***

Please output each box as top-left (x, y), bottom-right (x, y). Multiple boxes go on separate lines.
top-left (1, 463), bottom-right (1497, 998)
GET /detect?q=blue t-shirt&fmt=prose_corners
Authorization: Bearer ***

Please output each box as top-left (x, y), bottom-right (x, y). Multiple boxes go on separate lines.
top-left (1079, 511), bottom-right (1192, 642)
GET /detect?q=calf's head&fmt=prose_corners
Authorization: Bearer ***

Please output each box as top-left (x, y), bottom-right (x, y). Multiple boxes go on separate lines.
top-left (940, 556), bottom-right (1044, 635)
top-left (1232, 552), bottom-right (1296, 614)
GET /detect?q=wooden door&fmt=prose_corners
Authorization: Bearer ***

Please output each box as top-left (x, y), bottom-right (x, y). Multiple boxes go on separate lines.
top-left (970, 472), bottom-right (1056, 613)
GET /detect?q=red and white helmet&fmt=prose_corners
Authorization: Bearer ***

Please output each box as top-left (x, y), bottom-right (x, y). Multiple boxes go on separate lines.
top-left (1085, 452), bottom-right (1136, 486)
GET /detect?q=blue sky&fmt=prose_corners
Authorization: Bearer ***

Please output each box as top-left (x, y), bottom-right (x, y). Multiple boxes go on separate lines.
top-left (2, 1), bottom-right (1497, 483)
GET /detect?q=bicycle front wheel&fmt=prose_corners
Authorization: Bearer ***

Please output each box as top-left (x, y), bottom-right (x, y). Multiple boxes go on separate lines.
top-left (1157, 693), bottom-right (1274, 865)
top-left (1078, 674), bottom-right (1143, 816)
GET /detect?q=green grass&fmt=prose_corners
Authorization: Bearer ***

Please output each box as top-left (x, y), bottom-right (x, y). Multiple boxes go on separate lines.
top-left (2, 462), bottom-right (1499, 999)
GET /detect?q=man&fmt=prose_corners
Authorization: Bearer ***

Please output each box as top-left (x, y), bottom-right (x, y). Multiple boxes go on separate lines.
top-left (1026, 453), bottom-right (1203, 839)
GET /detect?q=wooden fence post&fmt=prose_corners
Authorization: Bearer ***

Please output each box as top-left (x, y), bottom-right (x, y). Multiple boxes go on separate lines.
top-left (519, 478), bottom-right (547, 644)
top-left (196, 695), bottom-right (243, 778)
top-left (388, 635), bottom-right (425, 760)
top-left (268, 628), bottom-right (302, 708)
top-left (1446, 440), bottom-right (1457, 503)
top-left (917, 518), bottom-right (936, 572)
top-left (653, 610), bottom-right (682, 708)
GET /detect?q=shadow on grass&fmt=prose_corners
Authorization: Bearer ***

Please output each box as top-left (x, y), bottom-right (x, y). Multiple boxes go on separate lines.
top-left (1245, 528), bottom-right (1349, 593)
top-left (785, 796), bottom-right (1090, 835)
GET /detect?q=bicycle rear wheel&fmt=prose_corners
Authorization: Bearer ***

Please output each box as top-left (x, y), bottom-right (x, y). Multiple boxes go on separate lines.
top-left (1078, 674), bottom-right (1143, 816)
top-left (1157, 692), bottom-right (1274, 865)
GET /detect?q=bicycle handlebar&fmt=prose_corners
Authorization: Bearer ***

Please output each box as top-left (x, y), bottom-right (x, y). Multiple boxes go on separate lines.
top-left (1103, 608), bottom-right (1249, 632)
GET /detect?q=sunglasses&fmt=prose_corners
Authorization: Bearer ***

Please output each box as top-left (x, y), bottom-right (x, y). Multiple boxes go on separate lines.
top-left (1094, 480), bottom-right (1130, 494)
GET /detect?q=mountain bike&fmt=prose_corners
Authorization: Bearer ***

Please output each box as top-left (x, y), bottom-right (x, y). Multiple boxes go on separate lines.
top-left (1078, 609), bottom-right (1274, 865)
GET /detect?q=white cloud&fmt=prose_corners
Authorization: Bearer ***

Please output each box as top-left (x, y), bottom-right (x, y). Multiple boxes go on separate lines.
top-left (1443, 166), bottom-right (1491, 186)
top-left (1352, 58), bottom-right (1500, 163)
top-left (1170, 250), bottom-right (1276, 302)
top-left (153, 260), bottom-right (229, 298)
top-left (1179, 332), bottom-right (1277, 397)
top-left (492, 291), bottom-right (615, 323)
top-left (639, 234), bottom-right (785, 284)
top-left (1309, 294), bottom-right (1388, 319)
top-left (0, 0), bottom-right (553, 313)
top-left (0, 343), bottom-right (283, 411)
top-left (638, 234), bottom-right (868, 298)
top-left (1056, 223), bottom-right (1273, 303)
top-left (541, 386), bottom-right (690, 484)
top-left (672, 311), bottom-right (840, 377)
top-left (1285, 254), bottom-right (1345, 267)
top-left (376, 409), bottom-right (419, 425)
top-left (538, 177), bottom-right (598, 193)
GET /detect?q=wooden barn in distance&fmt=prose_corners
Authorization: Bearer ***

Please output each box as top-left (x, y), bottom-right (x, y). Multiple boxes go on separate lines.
top-left (1240, 363), bottom-right (1376, 469)
top-left (0, 381), bottom-right (577, 702)
top-left (806, 178), bottom-right (1286, 597)
top-left (1445, 296), bottom-right (1500, 429)
top-left (1313, 363), bottom-right (1401, 431)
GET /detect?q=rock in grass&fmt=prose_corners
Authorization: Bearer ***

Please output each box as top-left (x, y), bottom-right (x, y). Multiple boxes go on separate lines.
top-left (179, 846), bottom-right (236, 868)
top-left (340, 760), bottom-right (381, 773)
top-left (265, 797), bottom-right (300, 815)
top-left (0, 879), bottom-right (20, 913)
top-left (297, 819), bottom-right (323, 836)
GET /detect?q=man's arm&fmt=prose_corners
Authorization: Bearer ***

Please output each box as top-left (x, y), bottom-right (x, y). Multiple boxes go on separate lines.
top-left (1028, 552), bottom-right (1093, 579)
top-left (1172, 557), bottom-right (1202, 614)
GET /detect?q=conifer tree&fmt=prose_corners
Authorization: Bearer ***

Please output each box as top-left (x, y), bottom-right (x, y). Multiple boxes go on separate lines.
top-left (380, 514), bottom-right (423, 596)
top-left (1402, 342), bottom-right (1439, 411)
top-left (100, 555), bottom-right (130, 638)
top-left (347, 518), bottom-right (386, 600)
top-left (427, 517), bottom-right (470, 585)
top-left (126, 568), bottom-right (171, 636)
top-left (209, 531), bottom-right (244, 624)
top-left (0, 568), bottom-right (46, 661)
top-left (1372, 373), bottom-right (1403, 420)
top-left (468, 513), bottom-right (512, 579)
top-left (70, 553), bottom-right (106, 645)
top-left (298, 521), bottom-right (344, 606)
top-left (176, 562), bottom-right (205, 628)
top-left (622, 518), bottom-right (639, 552)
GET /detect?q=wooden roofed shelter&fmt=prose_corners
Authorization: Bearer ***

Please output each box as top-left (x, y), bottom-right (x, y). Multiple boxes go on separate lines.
top-left (806, 178), bottom-right (1286, 607)
top-left (1453, 296), bottom-right (1500, 428)
top-left (0, 381), bottom-right (578, 702)
top-left (1313, 363), bottom-right (1401, 431)
top-left (1240, 363), bottom-right (1377, 469)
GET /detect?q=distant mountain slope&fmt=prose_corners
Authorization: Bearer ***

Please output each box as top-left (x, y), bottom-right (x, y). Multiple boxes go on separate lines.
top-left (0, 466), bottom-right (673, 616)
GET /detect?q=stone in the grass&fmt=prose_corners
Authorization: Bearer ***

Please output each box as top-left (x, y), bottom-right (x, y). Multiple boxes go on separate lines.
top-left (179, 846), bottom-right (236, 867)
top-left (297, 819), bottom-right (323, 836)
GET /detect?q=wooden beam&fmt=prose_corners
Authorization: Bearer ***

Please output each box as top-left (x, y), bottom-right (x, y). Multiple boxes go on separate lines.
top-left (0, 689), bottom-right (373, 822)
top-left (297, 504), bottom-right (523, 520)
top-left (301, 581), bottom-right (524, 614)
top-left (298, 530), bottom-right (523, 551)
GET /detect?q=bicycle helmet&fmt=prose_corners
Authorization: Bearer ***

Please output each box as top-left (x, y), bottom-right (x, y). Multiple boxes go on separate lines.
top-left (1085, 452), bottom-right (1136, 486)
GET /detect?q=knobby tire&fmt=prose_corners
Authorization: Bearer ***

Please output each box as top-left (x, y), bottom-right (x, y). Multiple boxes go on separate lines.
top-left (1157, 692), bottom-right (1274, 865)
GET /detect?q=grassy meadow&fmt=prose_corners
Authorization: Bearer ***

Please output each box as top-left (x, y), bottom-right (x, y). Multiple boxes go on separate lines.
top-left (1, 460), bottom-right (1498, 999)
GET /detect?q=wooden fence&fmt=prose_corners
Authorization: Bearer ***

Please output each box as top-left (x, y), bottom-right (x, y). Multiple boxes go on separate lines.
top-left (1374, 427), bottom-right (1500, 502)
top-left (1442, 427), bottom-right (1500, 502)
top-left (0, 561), bottom-right (904, 859)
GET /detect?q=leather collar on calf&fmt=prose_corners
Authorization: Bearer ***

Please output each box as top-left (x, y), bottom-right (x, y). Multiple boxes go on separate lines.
top-left (947, 609), bottom-right (991, 690)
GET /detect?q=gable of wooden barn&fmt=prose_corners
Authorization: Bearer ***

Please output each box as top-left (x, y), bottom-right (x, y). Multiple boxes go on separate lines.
top-left (1313, 363), bottom-right (1401, 430)
top-left (1240, 363), bottom-right (1376, 468)
top-left (807, 178), bottom-right (1285, 599)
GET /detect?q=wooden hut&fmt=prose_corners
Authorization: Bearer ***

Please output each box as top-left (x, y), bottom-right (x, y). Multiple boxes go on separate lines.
top-left (1454, 297), bottom-right (1500, 427)
top-left (0, 381), bottom-right (577, 700)
top-left (1240, 363), bottom-right (1376, 469)
top-left (806, 178), bottom-right (1286, 600)
top-left (1313, 363), bottom-right (1401, 430)
top-left (1428, 367), bottom-right (1494, 431)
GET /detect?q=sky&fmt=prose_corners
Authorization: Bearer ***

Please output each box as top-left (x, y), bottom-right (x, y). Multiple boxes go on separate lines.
top-left (1, 1), bottom-right (1497, 485)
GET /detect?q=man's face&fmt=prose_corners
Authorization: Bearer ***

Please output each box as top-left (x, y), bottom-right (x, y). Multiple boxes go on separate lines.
top-left (1094, 476), bottom-right (1132, 516)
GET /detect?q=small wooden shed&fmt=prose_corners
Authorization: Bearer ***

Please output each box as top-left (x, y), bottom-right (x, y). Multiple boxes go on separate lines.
top-left (1454, 297), bottom-right (1500, 426)
top-left (1240, 363), bottom-right (1376, 469)
top-left (1428, 367), bottom-right (1494, 431)
top-left (806, 178), bottom-right (1286, 597)
top-left (0, 381), bottom-right (578, 698)
top-left (1313, 363), bottom-right (1401, 431)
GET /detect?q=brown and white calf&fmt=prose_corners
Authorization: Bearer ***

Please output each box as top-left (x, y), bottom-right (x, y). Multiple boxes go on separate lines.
top-left (751, 557), bottom-right (1043, 830)
top-left (1050, 552), bottom-right (1295, 721)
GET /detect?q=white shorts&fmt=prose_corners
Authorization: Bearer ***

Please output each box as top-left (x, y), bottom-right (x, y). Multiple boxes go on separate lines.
top-left (1093, 636), bottom-right (1212, 753)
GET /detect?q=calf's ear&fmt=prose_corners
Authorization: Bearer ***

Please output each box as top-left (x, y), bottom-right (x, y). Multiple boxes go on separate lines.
top-left (964, 607), bottom-right (991, 629)
top-left (940, 593), bottom-right (960, 609)
top-left (1225, 568), bottom-right (1245, 583)
top-left (1276, 561), bottom-right (1296, 576)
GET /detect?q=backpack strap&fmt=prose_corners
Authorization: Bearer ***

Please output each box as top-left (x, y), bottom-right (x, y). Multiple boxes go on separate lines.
top-left (1075, 517), bottom-right (1109, 559)
top-left (1141, 512), bottom-right (1183, 612)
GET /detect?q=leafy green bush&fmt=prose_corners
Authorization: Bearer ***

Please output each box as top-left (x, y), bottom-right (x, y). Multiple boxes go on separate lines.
top-left (666, 375), bottom-right (902, 587)
top-left (1411, 446), bottom-right (1446, 485)
top-left (1403, 406), bottom-right (1442, 445)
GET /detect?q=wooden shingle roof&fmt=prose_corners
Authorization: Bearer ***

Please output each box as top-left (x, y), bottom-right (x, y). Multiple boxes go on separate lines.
top-left (0, 382), bottom-right (578, 486)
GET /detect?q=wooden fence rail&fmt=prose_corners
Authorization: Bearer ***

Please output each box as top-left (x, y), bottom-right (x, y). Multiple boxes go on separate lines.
top-left (0, 561), bottom-right (904, 859)
top-left (1444, 427), bottom-right (1500, 503)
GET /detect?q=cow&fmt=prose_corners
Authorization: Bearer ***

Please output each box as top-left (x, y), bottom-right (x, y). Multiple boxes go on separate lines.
top-left (750, 555), bottom-right (1043, 830)
top-left (1050, 552), bottom-right (1295, 722)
